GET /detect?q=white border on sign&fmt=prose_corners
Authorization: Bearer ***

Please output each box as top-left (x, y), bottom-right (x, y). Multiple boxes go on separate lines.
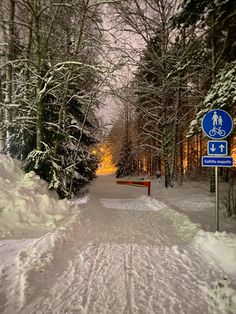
top-left (207, 140), bottom-right (228, 156)
top-left (201, 109), bottom-right (233, 139)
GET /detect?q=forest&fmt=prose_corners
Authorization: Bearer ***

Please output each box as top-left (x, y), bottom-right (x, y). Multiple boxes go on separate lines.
top-left (0, 0), bottom-right (236, 213)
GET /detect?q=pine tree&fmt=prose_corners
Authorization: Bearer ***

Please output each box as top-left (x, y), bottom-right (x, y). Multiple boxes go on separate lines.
top-left (116, 138), bottom-right (137, 178)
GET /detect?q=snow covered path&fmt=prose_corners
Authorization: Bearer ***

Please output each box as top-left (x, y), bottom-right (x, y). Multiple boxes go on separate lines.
top-left (4, 176), bottom-right (236, 313)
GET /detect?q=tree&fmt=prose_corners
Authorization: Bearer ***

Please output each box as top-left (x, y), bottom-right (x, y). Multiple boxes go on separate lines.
top-left (0, 0), bottom-right (104, 198)
top-left (175, 0), bottom-right (236, 191)
top-left (111, 0), bottom-right (181, 186)
top-left (116, 138), bottom-right (137, 178)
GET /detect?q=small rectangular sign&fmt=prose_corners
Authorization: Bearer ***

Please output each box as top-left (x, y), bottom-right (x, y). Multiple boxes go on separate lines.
top-left (202, 156), bottom-right (234, 167)
top-left (207, 140), bottom-right (228, 156)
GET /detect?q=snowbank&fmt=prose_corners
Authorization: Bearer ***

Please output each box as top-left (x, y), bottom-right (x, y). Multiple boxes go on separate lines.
top-left (145, 194), bottom-right (236, 282)
top-left (0, 155), bottom-right (87, 311)
top-left (194, 230), bottom-right (236, 280)
top-left (193, 230), bottom-right (236, 312)
top-left (0, 155), bottom-right (73, 239)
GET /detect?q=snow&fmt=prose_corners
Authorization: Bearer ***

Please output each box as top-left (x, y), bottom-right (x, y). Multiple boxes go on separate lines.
top-left (0, 157), bottom-right (236, 313)
top-left (194, 230), bottom-right (236, 279)
top-left (101, 196), bottom-right (168, 211)
top-left (72, 194), bottom-right (89, 205)
top-left (188, 61), bottom-right (236, 137)
top-left (0, 155), bottom-right (73, 239)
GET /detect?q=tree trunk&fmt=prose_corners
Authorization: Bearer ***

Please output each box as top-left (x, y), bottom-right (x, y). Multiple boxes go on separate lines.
top-left (210, 2), bottom-right (217, 193)
top-left (32, 0), bottom-right (43, 151)
top-left (187, 138), bottom-right (190, 174)
top-left (170, 99), bottom-right (178, 181)
top-left (0, 71), bottom-right (4, 152)
top-left (55, 0), bottom-right (89, 155)
top-left (163, 123), bottom-right (171, 188)
top-left (199, 133), bottom-right (203, 169)
top-left (4, 0), bottom-right (15, 153)
top-left (179, 135), bottom-right (184, 184)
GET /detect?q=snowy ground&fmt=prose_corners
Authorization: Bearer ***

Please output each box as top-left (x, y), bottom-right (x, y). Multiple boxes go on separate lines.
top-left (0, 156), bottom-right (73, 239)
top-left (0, 156), bottom-right (236, 313)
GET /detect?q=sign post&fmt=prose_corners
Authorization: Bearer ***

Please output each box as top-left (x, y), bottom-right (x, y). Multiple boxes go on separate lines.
top-left (215, 166), bottom-right (219, 231)
top-left (201, 109), bottom-right (234, 231)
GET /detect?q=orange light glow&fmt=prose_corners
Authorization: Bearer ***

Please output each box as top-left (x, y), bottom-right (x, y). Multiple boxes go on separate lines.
top-left (96, 145), bottom-right (117, 175)
top-left (232, 136), bottom-right (236, 166)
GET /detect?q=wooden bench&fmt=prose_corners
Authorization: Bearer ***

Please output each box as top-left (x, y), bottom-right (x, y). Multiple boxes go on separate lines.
top-left (116, 180), bottom-right (151, 196)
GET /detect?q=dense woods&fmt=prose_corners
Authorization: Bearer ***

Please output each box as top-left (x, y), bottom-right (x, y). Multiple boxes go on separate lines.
top-left (107, 2), bottom-right (235, 176)
top-left (105, 0), bottom-right (236, 215)
top-left (0, 0), bottom-right (236, 211)
top-left (0, 0), bottom-right (104, 198)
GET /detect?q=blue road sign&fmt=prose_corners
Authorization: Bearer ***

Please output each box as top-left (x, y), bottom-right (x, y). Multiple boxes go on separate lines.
top-left (202, 156), bottom-right (234, 167)
top-left (207, 140), bottom-right (228, 156)
top-left (201, 109), bottom-right (233, 139)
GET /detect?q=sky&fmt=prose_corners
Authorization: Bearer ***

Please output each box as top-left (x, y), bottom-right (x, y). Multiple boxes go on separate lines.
top-left (97, 3), bottom-right (145, 126)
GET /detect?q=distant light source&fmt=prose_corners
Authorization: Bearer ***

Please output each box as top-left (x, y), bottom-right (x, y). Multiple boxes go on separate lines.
top-left (96, 145), bottom-right (116, 175)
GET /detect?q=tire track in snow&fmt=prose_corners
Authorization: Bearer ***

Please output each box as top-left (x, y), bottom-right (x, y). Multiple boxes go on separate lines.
top-left (22, 243), bottom-right (128, 314)
top-left (98, 196), bottom-right (227, 313)
top-left (22, 238), bottom-right (227, 314)
top-left (80, 243), bottom-right (106, 313)
top-left (19, 176), bottom-right (234, 314)
top-left (48, 243), bottom-right (107, 313)
top-left (123, 245), bottom-right (135, 314)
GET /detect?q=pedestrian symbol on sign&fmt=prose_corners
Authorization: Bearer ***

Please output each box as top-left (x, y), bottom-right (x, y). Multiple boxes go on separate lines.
top-left (212, 111), bottom-right (224, 126)
top-left (212, 111), bottom-right (218, 125)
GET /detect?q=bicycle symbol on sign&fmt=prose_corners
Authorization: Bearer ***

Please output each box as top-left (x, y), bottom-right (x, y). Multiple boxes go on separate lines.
top-left (209, 126), bottom-right (226, 137)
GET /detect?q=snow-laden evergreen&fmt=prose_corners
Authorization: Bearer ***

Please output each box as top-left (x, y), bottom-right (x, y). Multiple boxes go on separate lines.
top-left (188, 61), bottom-right (236, 137)
top-left (0, 0), bottom-right (102, 198)
top-left (116, 138), bottom-right (137, 178)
